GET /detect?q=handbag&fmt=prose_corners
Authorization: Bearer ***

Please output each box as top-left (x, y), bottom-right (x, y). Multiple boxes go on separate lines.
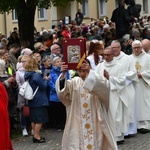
top-left (22, 99), bottom-right (30, 117)
top-left (19, 80), bottom-right (39, 100)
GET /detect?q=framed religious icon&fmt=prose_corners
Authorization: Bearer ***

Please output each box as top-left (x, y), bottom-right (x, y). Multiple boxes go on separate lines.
top-left (63, 38), bottom-right (86, 69)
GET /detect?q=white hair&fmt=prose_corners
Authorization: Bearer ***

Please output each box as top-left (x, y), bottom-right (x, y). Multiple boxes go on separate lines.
top-left (50, 44), bottom-right (59, 52)
top-left (132, 40), bottom-right (142, 47)
top-left (103, 24), bottom-right (109, 29)
top-left (52, 56), bottom-right (61, 64)
top-left (111, 40), bottom-right (121, 46)
top-left (123, 34), bottom-right (130, 41)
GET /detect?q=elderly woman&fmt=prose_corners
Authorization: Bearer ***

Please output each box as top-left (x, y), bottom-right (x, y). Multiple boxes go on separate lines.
top-left (48, 57), bottom-right (70, 131)
top-left (41, 55), bottom-right (51, 78)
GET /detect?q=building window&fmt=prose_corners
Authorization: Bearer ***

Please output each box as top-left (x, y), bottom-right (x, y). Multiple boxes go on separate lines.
top-left (82, 0), bottom-right (89, 17)
top-left (38, 7), bottom-right (47, 20)
top-left (12, 9), bottom-right (18, 22)
top-left (99, 0), bottom-right (106, 16)
top-left (143, 0), bottom-right (148, 13)
top-left (115, 0), bottom-right (118, 7)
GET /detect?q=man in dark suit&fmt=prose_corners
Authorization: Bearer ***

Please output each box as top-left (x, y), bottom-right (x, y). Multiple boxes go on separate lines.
top-left (111, 0), bottom-right (136, 39)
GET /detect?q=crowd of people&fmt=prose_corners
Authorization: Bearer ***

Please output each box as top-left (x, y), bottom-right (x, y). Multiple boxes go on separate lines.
top-left (0, 0), bottom-right (150, 148)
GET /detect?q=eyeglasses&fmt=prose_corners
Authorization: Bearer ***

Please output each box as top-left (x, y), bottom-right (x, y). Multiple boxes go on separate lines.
top-left (103, 54), bottom-right (112, 56)
top-left (111, 46), bottom-right (120, 49)
top-left (53, 47), bottom-right (60, 50)
top-left (132, 47), bottom-right (141, 50)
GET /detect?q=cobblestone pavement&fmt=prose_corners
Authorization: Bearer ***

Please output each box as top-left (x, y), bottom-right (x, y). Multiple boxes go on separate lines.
top-left (12, 128), bottom-right (63, 150)
top-left (12, 128), bottom-right (150, 150)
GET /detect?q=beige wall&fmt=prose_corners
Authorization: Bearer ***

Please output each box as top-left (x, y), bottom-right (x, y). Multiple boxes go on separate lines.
top-left (0, 14), bottom-right (5, 34)
top-left (136, 0), bottom-right (150, 17)
top-left (5, 13), bottom-right (18, 37)
top-left (0, 1), bottom-right (149, 37)
top-left (34, 8), bottom-right (51, 32)
top-left (80, 1), bottom-right (115, 23)
top-left (106, 1), bottom-right (116, 19)
top-left (57, 6), bottom-right (71, 20)
top-left (0, 13), bottom-right (18, 37)
top-left (88, 0), bottom-right (98, 19)
top-left (70, 1), bottom-right (78, 20)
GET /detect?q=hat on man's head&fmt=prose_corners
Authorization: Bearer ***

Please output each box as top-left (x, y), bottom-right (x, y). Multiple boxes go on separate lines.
top-left (21, 48), bottom-right (33, 56)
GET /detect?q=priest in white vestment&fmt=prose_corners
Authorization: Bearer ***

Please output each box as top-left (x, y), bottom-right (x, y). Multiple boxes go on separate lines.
top-left (56, 60), bottom-right (118, 150)
top-left (111, 40), bottom-right (138, 138)
top-left (129, 40), bottom-right (150, 133)
top-left (91, 47), bottom-right (125, 143)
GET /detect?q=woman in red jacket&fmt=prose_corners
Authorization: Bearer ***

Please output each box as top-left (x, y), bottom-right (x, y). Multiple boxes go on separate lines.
top-left (62, 25), bottom-right (71, 39)
top-left (0, 82), bottom-right (13, 150)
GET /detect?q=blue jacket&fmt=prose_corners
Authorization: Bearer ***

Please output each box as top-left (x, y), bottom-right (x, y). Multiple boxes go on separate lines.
top-left (49, 66), bottom-right (69, 102)
top-left (24, 71), bottom-right (49, 107)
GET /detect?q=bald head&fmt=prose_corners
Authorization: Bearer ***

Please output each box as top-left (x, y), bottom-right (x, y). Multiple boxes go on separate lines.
top-left (142, 39), bottom-right (150, 53)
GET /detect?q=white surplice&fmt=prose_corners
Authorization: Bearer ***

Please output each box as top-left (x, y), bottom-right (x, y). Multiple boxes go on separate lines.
top-left (129, 51), bottom-right (150, 130)
top-left (56, 76), bottom-right (118, 150)
top-left (114, 52), bottom-right (139, 136)
top-left (94, 59), bottom-right (138, 141)
top-left (94, 59), bottom-right (127, 141)
top-left (114, 51), bottom-right (131, 73)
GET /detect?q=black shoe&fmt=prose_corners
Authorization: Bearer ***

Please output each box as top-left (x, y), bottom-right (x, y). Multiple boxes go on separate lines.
top-left (117, 140), bottom-right (124, 145)
top-left (139, 128), bottom-right (150, 134)
top-left (125, 134), bottom-right (136, 139)
top-left (33, 137), bottom-right (46, 143)
top-left (124, 135), bottom-right (131, 139)
top-left (41, 137), bottom-right (45, 140)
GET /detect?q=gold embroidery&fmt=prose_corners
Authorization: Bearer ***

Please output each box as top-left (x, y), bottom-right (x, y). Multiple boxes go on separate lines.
top-left (81, 93), bottom-right (88, 99)
top-left (83, 102), bottom-right (88, 108)
top-left (82, 103), bottom-right (90, 121)
top-left (87, 144), bottom-right (93, 150)
top-left (85, 123), bottom-right (91, 129)
top-left (84, 123), bottom-right (93, 141)
top-left (81, 87), bottom-right (94, 148)
top-left (135, 61), bottom-right (141, 72)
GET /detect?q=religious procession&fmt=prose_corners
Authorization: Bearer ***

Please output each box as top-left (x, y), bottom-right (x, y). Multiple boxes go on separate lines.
top-left (0, 0), bottom-right (150, 150)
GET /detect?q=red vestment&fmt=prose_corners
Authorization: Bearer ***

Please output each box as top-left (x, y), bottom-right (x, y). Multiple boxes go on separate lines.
top-left (0, 82), bottom-right (13, 150)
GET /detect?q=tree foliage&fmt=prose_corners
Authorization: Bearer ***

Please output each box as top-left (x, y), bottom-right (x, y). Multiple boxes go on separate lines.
top-left (0, 0), bottom-right (83, 14)
top-left (0, 0), bottom-right (83, 49)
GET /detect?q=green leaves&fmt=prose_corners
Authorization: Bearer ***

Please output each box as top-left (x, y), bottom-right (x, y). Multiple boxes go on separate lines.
top-left (0, 0), bottom-right (18, 13)
top-left (0, 0), bottom-right (83, 13)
